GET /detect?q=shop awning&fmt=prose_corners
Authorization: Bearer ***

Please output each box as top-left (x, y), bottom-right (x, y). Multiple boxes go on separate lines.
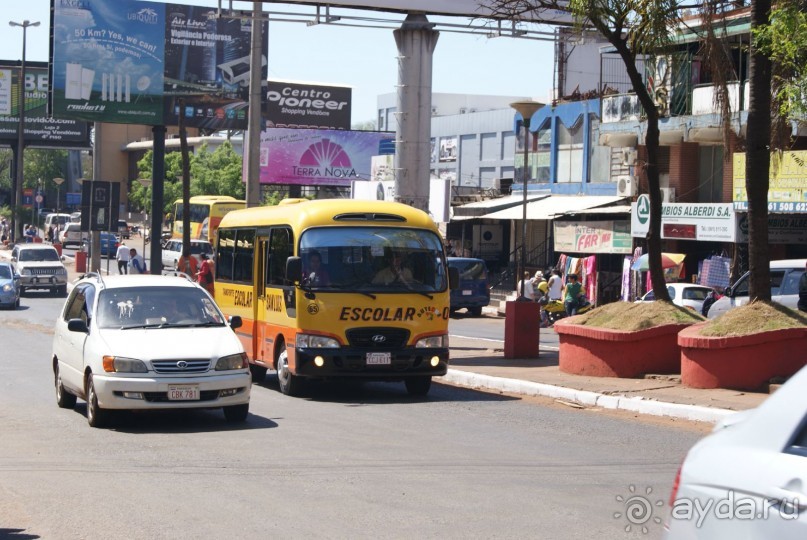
top-left (480, 195), bottom-right (627, 221)
top-left (451, 193), bottom-right (550, 218)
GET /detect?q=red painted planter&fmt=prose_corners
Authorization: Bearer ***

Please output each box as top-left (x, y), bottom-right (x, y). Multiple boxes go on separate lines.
top-left (679, 324), bottom-right (807, 390)
top-left (555, 321), bottom-right (691, 378)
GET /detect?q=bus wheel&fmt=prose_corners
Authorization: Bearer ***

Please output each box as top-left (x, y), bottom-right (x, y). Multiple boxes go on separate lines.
top-left (405, 376), bottom-right (432, 396)
top-left (276, 349), bottom-right (303, 396)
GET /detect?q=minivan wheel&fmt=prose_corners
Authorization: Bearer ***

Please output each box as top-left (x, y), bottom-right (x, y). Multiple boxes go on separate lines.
top-left (55, 365), bottom-right (77, 409)
top-left (86, 374), bottom-right (111, 428)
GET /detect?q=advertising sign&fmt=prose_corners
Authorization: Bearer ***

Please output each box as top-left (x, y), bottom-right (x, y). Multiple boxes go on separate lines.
top-left (0, 63), bottom-right (89, 146)
top-left (439, 136), bottom-right (457, 162)
top-left (264, 80), bottom-right (351, 130)
top-left (733, 151), bottom-right (807, 212)
top-left (737, 213), bottom-right (807, 245)
top-left (50, 0), bottom-right (267, 129)
top-left (80, 181), bottom-right (120, 232)
top-left (554, 220), bottom-right (632, 254)
top-left (259, 128), bottom-right (395, 186)
top-left (631, 194), bottom-right (738, 241)
top-left (350, 177), bottom-right (450, 222)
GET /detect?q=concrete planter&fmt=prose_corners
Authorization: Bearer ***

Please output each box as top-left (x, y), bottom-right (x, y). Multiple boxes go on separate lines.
top-left (555, 321), bottom-right (692, 378)
top-left (679, 324), bottom-right (807, 390)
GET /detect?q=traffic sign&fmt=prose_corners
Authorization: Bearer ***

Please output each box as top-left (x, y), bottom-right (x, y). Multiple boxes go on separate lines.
top-left (35, 194), bottom-right (44, 204)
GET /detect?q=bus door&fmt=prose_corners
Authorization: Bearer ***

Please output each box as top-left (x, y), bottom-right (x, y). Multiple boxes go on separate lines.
top-left (254, 231), bottom-right (270, 364)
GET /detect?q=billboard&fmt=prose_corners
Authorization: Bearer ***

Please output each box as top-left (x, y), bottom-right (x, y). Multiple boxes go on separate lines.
top-left (259, 128), bottom-right (395, 186)
top-left (265, 80), bottom-right (352, 130)
top-left (274, 0), bottom-right (574, 24)
top-left (733, 151), bottom-right (807, 213)
top-left (0, 62), bottom-right (89, 147)
top-left (50, 0), bottom-right (267, 129)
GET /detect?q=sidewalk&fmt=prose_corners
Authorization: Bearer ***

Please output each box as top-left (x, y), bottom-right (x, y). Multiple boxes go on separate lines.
top-left (2, 243), bottom-right (766, 424)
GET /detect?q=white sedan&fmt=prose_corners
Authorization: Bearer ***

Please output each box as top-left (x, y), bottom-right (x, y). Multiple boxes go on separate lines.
top-left (51, 274), bottom-right (251, 428)
top-left (663, 364), bottom-right (807, 538)
top-left (637, 283), bottom-right (714, 312)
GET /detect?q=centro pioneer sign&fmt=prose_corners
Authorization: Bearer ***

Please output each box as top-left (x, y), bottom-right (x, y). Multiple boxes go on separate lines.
top-left (631, 199), bottom-right (738, 242)
top-left (265, 80), bottom-right (351, 130)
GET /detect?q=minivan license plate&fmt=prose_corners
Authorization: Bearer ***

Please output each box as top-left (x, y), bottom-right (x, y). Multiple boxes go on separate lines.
top-left (366, 352), bottom-right (391, 365)
top-left (168, 385), bottom-right (200, 400)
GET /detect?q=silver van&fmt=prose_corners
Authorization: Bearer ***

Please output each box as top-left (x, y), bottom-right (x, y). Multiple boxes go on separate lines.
top-left (707, 259), bottom-right (806, 319)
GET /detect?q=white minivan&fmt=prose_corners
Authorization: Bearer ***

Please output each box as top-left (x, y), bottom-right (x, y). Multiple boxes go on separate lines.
top-left (707, 259), bottom-right (806, 319)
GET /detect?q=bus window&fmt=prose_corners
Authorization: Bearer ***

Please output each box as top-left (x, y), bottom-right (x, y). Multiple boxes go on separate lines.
top-left (268, 228), bottom-right (292, 286)
top-left (233, 229), bottom-right (255, 283)
top-left (298, 227), bottom-right (446, 293)
top-left (216, 228), bottom-right (236, 281)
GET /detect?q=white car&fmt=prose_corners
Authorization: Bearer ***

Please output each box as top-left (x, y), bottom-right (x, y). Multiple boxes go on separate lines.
top-left (11, 243), bottom-right (69, 296)
top-left (636, 283), bottom-right (714, 312)
top-left (60, 222), bottom-right (90, 248)
top-left (708, 259), bottom-right (806, 319)
top-left (51, 274), bottom-right (251, 428)
top-left (161, 239), bottom-right (213, 270)
top-left (663, 364), bottom-right (807, 538)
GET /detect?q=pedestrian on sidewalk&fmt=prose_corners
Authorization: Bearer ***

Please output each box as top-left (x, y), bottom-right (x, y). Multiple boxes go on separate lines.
top-left (116, 241), bottom-right (130, 275)
top-left (563, 274), bottom-right (584, 316)
top-left (516, 271), bottom-right (535, 301)
top-left (128, 248), bottom-right (147, 274)
top-left (547, 269), bottom-right (563, 301)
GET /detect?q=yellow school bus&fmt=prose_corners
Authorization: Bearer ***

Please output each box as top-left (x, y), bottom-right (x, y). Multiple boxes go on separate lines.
top-left (214, 199), bottom-right (455, 396)
top-left (173, 195), bottom-right (246, 243)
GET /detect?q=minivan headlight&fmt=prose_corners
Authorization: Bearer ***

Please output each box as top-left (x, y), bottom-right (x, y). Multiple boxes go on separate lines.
top-left (296, 334), bottom-right (340, 348)
top-left (215, 353), bottom-right (249, 371)
top-left (415, 334), bottom-right (448, 348)
top-left (103, 356), bottom-right (148, 373)
top-left (2, 284), bottom-right (12, 292)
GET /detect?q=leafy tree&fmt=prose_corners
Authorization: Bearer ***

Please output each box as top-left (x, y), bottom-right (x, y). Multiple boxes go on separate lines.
top-left (485, 0), bottom-right (678, 301)
top-left (135, 141), bottom-right (244, 216)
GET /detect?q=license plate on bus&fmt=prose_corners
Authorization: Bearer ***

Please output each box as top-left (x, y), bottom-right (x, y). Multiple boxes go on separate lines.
top-left (366, 352), bottom-right (391, 365)
top-left (462, 289), bottom-right (472, 296)
top-left (168, 385), bottom-right (200, 400)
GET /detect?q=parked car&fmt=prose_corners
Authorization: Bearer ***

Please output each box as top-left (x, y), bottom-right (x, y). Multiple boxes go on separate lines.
top-left (98, 231), bottom-right (120, 258)
top-left (161, 239), bottom-right (213, 270)
top-left (51, 274), bottom-right (251, 428)
top-left (60, 223), bottom-right (90, 248)
top-left (0, 261), bottom-right (21, 309)
top-left (636, 283), bottom-right (714, 312)
top-left (707, 259), bottom-right (807, 319)
top-left (44, 213), bottom-right (72, 237)
top-left (117, 219), bottom-right (130, 239)
top-left (447, 257), bottom-right (490, 317)
top-left (663, 363), bottom-right (807, 538)
top-left (10, 244), bottom-right (68, 296)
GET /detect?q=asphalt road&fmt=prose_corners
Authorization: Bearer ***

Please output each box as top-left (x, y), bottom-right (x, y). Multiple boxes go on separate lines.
top-left (0, 296), bottom-right (704, 539)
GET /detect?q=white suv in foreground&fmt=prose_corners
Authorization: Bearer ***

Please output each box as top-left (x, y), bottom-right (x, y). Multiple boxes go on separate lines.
top-left (51, 273), bottom-right (251, 427)
top-left (11, 244), bottom-right (68, 296)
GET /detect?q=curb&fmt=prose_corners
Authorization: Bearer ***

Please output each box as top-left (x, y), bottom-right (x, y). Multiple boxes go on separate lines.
top-left (443, 369), bottom-right (737, 424)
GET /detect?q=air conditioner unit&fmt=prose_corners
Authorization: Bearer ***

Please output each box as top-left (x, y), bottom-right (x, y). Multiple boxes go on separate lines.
top-left (616, 175), bottom-right (637, 197)
top-left (621, 148), bottom-right (638, 165)
top-left (459, 107), bottom-right (467, 114)
top-left (431, 107), bottom-right (438, 116)
top-left (660, 187), bottom-right (676, 202)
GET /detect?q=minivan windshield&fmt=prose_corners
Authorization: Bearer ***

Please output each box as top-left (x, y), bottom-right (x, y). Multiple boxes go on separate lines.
top-left (97, 286), bottom-right (225, 329)
top-left (299, 227), bottom-right (447, 293)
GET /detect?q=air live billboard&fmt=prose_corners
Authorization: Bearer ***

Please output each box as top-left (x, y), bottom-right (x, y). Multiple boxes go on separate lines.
top-left (49, 0), bottom-right (267, 129)
top-left (265, 80), bottom-right (352, 130)
top-left (0, 62), bottom-right (89, 147)
top-left (259, 128), bottom-right (395, 186)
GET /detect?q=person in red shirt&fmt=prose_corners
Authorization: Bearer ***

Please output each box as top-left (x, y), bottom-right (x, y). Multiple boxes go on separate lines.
top-left (196, 253), bottom-right (214, 296)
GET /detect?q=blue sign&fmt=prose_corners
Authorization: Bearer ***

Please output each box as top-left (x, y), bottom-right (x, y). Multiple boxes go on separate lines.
top-left (66, 192), bottom-right (82, 206)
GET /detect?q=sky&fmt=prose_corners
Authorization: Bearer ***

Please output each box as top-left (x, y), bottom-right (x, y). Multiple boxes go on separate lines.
top-left (4, 0), bottom-right (556, 125)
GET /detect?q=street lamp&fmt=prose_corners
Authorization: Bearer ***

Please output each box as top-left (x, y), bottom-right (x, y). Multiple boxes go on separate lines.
top-left (9, 19), bottom-right (40, 244)
top-left (509, 100), bottom-right (543, 300)
top-left (53, 177), bottom-right (65, 240)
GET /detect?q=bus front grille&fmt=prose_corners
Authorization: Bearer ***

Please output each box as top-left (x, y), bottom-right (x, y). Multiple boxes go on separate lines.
top-left (346, 328), bottom-right (410, 349)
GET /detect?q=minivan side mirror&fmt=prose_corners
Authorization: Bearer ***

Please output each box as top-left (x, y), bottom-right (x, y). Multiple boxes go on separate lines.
top-left (724, 285), bottom-right (733, 297)
top-left (229, 315), bottom-right (242, 330)
top-left (67, 318), bottom-right (89, 333)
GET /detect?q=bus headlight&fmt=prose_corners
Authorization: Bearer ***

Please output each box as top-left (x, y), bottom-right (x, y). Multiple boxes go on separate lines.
top-left (415, 334), bottom-right (448, 348)
top-left (215, 353), bottom-right (249, 370)
top-left (296, 334), bottom-right (340, 349)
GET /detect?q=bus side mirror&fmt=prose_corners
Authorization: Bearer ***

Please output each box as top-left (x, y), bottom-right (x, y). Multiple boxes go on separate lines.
top-left (724, 285), bottom-right (733, 297)
top-left (448, 266), bottom-right (460, 290)
top-left (287, 256), bottom-right (302, 283)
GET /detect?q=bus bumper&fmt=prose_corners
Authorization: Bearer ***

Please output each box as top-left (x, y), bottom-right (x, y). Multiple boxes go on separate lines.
top-left (294, 347), bottom-right (449, 380)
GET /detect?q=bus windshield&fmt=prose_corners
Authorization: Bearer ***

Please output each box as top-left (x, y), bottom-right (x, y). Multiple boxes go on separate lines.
top-left (299, 227), bottom-right (447, 293)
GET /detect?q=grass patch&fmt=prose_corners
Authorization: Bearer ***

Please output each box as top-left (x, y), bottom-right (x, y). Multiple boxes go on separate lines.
top-left (569, 301), bottom-right (704, 331)
top-left (698, 301), bottom-right (807, 337)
